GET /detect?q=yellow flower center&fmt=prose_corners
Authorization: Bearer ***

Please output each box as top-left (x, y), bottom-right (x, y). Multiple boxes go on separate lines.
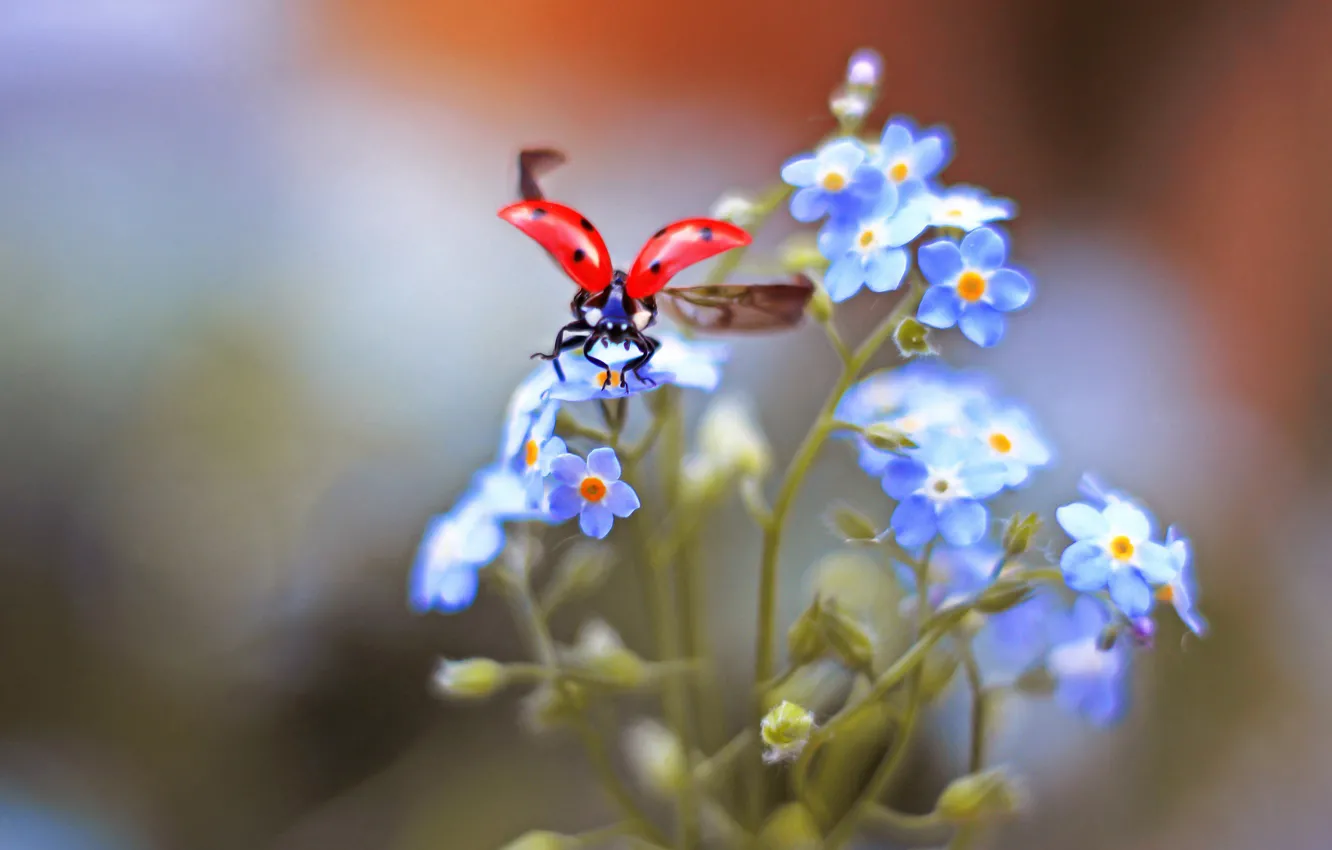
top-left (579, 477), bottom-right (607, 502)
top-left (1156, 584), bottom-right (1175, 603)
top-left (988, 432), bottom-right (1013, 454)
top-left (889, 162), bottom-right (909, 182)
top-left (1109, 535), bottom-right (1134, 561)
top-left (820, 171), bottom-right (847, 192)
top-left (947, 208), bottom-right (963, 218)
top-left (858, 228), bottom-right (875, 248)
top-left (932, 479), bottom-right (950, 495)
top-left (957, 271), bottom-right (987, 302)
top-left (595, 369), bottom-right (622, 387)
top-left (524, 438), bottom-right (540, 468)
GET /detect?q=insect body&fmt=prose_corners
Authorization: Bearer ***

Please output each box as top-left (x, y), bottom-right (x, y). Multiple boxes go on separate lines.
top-left (499, 149), bottom-right (814, 389)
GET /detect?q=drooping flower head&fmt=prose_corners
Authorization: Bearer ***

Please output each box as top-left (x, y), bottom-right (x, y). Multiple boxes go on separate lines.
top-left (1056, 493), bottom-right (1179, 617)
top-left (548, 447), bottom-right (641, 539)
top-left (927, 185), bottom-right (1016, 232)
top-left (544, 336), bottom-right (728, 402)
top-left (882, 429), bottom-right (1008, 548)
top-left (1160, 525), bottom-right (1207, 637)
top-left (781, 138), bottom-right (886, 223)
top-left (1046, 596), bottom-right (1130, 726)
top-left (817, 181), bottom-right (932, 302)
top-left (917, 227), bottom-right (1033, 348)
top-left (874, 118), bottom-right (952, 189)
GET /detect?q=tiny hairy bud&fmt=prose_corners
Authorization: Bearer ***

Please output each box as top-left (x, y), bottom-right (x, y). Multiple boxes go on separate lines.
top-left (1096, 624), bottom-right (1122, 652)
top-left (760, 701), bottom-right (816, 764)
top-left (937, 767), bottom-right (1027, 824)
top-left (1128, 616), bottom-right (1156, 648)
top-left (787, 598), bottom-right (828, 667)
top-left (624, 719), bottom-right (687, 797)
top-left (825, 503), bottom-right (880, 543)
top-left (1001, 512), bottom-right (1042, 558)
top-left (567, 619), bottom-right (647, 688)
top-left (863, 422), bottom-right (917, 453)
top-left (520, 681), bottom-right (587, 733)
top-left (431, 658), bottom-right (506, 700)
top-left (821, 603), bottom-right (875, 674)
top-left (975, 580), bottom-right (1034, 614)
top-left (893, 317), bottom-right (936, 358)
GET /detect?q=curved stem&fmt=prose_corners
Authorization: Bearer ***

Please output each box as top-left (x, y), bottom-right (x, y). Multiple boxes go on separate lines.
top-left (959, 639), bottom-right (986, 774)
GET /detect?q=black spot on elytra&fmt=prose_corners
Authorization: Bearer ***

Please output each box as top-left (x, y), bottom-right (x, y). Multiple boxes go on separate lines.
top-left (573, 249), bottom-right (586, 263)
top-left (650, 261), bottom-right (662, 274)
top-left (700, 226), bottom-right (714, 242)
top-left (579, 217), bottom-right (593, 231)
top-left (653, 227), bottom-right (667, 239)
top-left (532, 207), bottom-right (547, 218)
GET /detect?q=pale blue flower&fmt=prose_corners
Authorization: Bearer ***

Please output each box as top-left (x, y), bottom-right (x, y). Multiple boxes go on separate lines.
top-left (780, 138), bottom-right (886, 223)
top-left (1056, 496), bottom-right (1179, 617)
top-left (882, 429), bottom-right (1008, 547)
top-left (1047, 596), bottom-right (1130, 726)
top-left (965, 400), bottom-right (1052, 487)
top-left (917, 227), bottom-right (1033, 347)
top-left (547, 447), bottom-right (641, 539)
top-left (545, 336), bottom-right (728, 402)
top-left (817, 182), bottom-right (931, 302)
top-left (874, 117), bottom-right (952, 189)
top-left (927, 185), bottom-right (1015, 231)
top-left (1161, 525), bottom-right (1207, 636)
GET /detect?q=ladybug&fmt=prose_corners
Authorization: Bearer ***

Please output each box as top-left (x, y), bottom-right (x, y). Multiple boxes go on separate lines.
top-left (499, 149), bottom-right (813, 389)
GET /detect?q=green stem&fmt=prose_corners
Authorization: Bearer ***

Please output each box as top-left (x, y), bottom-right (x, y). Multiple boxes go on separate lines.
top-left (862, 805), bottom-right (951, 847)
top-left (959, 639), bottom-right (986, 774)
top-left (946, 824), bottom-right (982, 850)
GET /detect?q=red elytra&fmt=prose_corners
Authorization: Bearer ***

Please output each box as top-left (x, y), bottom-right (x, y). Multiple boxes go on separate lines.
top-left (623, 218), bottom-right (751, 298)
top-left (497, 200), bottom-right (614, 293)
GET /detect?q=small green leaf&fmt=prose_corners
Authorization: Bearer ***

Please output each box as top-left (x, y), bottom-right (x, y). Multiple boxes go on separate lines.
top-left (893, 317), bottom-right (936, 357)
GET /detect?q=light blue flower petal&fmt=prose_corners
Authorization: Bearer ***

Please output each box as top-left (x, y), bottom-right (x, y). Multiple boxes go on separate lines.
top-left (938, 499), bottom-right (987, 547)
top-left (1109, 570), bottom-right (1152, 617)
top-left (880, 121), bottom-right (913, 157)
top-left (884, 199), bottom-right (932, 246)
top-left (780, 154), bottom-right (818, 187)
top-left (586, 447), bottom-right (621, 482)
top-left (822, 138), bottom-right (867, 171)
top-left (959, 304), bottom-right (1005, 347)
top-left (550, 453), bottom-right (587, 486)
top-left (916, 285), bottom-right (960, 329)
top-left (818, 220), bottom-right (856, 257)
top-left (1136, 542), bottom-right (1178, 584)
top-left (912, 131), bottom-right (951, 177)
top-left (604, 480), bottom-right (640, 518)
top-left (917, 239), bottom-right (963, 285)
top-left (548, 485), bottom-right (584, 521)
top-left (960, 227), bottom-right (1006, 270)
top-left (541, 436), bottom-right (567, 462)
top-left (790, 187), bottom-right (830, 222)
top-left (1056, 502), bottom-right (1109, 539)
top-left (432, 566), bottom-right (480, 613)
top-left (961, 460), bottom-right (1008, 498)
top-left (881, 456), bottom-right (928, 499)
top-left (987, 269), bottom-right (1032, 311)
top-left (1105, 500), bottom-right (1152, 540)
top-left (1061, 541), bottom-right (1112, 590)
top-left (857, 442), bottom-right (895, 478)
top-left (580, 502), bottom-right (615, 539)
top-left (865, 248), bottom-right (908, 293)
top-left (891, 494), bottom-right (938, 547)
top-left (825, 255), bottom-right (867, 303)
top-left (868, 179), bottom-right (902, 217)
top-left (849, 166), bottom-right (886, 199)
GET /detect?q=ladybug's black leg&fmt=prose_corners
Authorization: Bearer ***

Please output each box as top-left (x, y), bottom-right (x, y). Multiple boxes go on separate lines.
top-left (581, 333), bottom-right (615, 389)
top-left (622, 333), bottom-right (659, 388)
top-left (533, 320), bottom-right (592, 361)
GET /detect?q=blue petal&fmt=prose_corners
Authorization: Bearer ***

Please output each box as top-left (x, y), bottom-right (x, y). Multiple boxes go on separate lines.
top-left (1056, 502), bottom-right (1109, 540)
top-left (891, 495), bottom-right (938, 547)
top-left (1105, 500), bottom-right (1152, 540)
top-left (960, 227), bottom-right (1006, 270)
top-left (586, 447), bottom-right (621, 482)
top-left (916, 285), bottom-right (960, 329)
top-left (864, 248), bottom-right (908, 293)
top-left (1109, 570), bottom-right (1152, 617)
top-left (790, 187), bottom-right (829, 222)
top-left (857, 442), bottom-right (895, 477)
top-left (958, 304), bottom-right (1005, 347)
top-left (938, 499), bottom-right (987, 546)
top-left (1136, 542), bottom-right (1178, 584)
top-left (821, 138), bottom-right (867, 171)
top-left (550, 453), bottom-right (587, 486)
top-left (1061, 541), bottom-right (1112, 591)
top-left (960, 460), bottom-right (1008, 498)
top-left (879, 121), bottom-right (913, 157)
top-left (987, 268), bottom-right (1031, 311)
top-left (825, 255), bottom-right (867, 303)
top-left (881, 456), bottom-right (927, 499)
top-left (548, 485), bottom-right (583, 521)
top-left (431, 566), bottom-right (480, 613)
top-left (884, 199), bottom-right (931, 246)
top-left (780, 154), bottom-right (818, 187)
top-left (912, 131), bottom-right (951, 177)
top-left (818, 220), bottom-right (856, 257)
top-left (868, 179), bottom-right (901, 217)
top-left (604, 480), bottom-right (640, 518)
top-left (917, 239), bottom-right (962, 285)
top-left (580, 503), bottom-right (614, 539)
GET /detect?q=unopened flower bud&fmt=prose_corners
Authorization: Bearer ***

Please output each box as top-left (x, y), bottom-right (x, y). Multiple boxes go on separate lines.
top-left (498, 831), bottom-right (571, 850)
top-left (567, 619), bottom-right (647, 688)
top-left (1001, 512), bottom-right (1042, 558)
top-left (936, 767), bottom-right (1027, 824)
top-left (787, 599), bottom-right (828, 667)
top-left (710, 192), bottom-right (757, 227)
top-left (761, 701), bottom-right (816, 764)
top-left (520, 681), bottom-right (587, 733)
top-left (825, 503), bottom-right (880, 543)
top-left (975, 579), bottom-right (1033, 614)
top-left (893, 317), bottom-right (936, 358)
top-left (624, 719), bottom-right (687, 797)
top-left (1096, 624), bottom-right (1122, 652)
top-left (1014, 664), bottom-right (1055, 696)
top-left (863, 422), bottom-right (917, 453)
top-left (432, 658), bottom-right (506, 699)
top-left (821, 603), bottom-right (875, 674)
top-left (846, 48), bottom-right (883, 88)
top-left (1128, 616), bottom-right (1155, 648)
top-left (698, 396), bottom-right (771, 479)
top-left (830, 85), bottom-right (872, 126)
top-left (758, 803), bottom-right (823, 850)
top-left (805, 279), bottom-right (834, 324)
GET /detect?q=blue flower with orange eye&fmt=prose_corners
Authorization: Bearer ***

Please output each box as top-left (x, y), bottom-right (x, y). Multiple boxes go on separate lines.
top-left (781, 138), bottom-right (886, 223)
top-left (966, 400), bottom-right (1052, 488)
top-left (548, 447), bottom-right (641, 539)
top-left (817, 182), bottom-right (932, 302)
top-left (1056, 496), bottom-right (1179, 617)
top-left (881, 429), bottom-right (1008, 547)
top-left (927, 185), bottom-right (1015, 232)
top-left (1046, 596), bottom-right (1130, 726)
top-left (916, 227), bottom-right (1033, 348)
top-left (875, 118), bottom-right (952, 189)
top-left (1160, 525), bottom-right (1207, 636)
top-left (544, 336), bottom-right (728, 402)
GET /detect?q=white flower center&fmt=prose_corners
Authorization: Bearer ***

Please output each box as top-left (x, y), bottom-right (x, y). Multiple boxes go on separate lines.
top-left (918, 464), bottom-right (968, 503)
top-left (1048, 637), bottom-right (1116, 679)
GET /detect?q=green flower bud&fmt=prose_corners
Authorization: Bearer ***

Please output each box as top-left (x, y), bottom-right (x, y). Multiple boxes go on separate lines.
top-left (821, 603), bottom-right (875, 674)
top-left (1096, 624), bottom-right (1122, 652)
top-left (431, 658), bottom-right (506, 700)
top-left (567, 619), bottom-right (647, 688)
top-left (520, 681), bottom-right (587, 733)
top-left (697, 396), bottom-right (771, 480)
top-left (787, 598), bottom-right (828, 667)
top-left (936, 767), bottom-right (1027, 824)
top-left (1015, 664), bottom-right (1056, 696)
top-left (758, 803), bottom-right (823, 850)
top-left (805, 279), bottom-right (834, 324)
top-left (893, 317), bottom-right (936, 358)
top-left (825, 503), bottom-right (880, 543)
top-left (919, 650), bottom-right (960, 700)
top-left (863, 422), bottom-right (917, 453)
top-left (975, 579), bottom-right (1034, 614)
top-left (1001, 512), bottom-right (1042, 558)
top-left (498, 831), bottom-right (570, 850)
top-left (710, 192), bottom-right (757, 227)
top-left (761, 700), bottom-right (816, 764)
top-left (624, 719), bottom-right (687, 798)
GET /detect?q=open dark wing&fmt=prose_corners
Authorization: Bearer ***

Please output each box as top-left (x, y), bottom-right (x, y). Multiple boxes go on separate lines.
top-left (518, 148), bottom-right (566, 201)
top-left (659, 275), bottom-right (815, 332)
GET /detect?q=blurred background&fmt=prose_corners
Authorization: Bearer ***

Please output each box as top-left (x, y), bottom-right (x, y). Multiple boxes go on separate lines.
top-left (3, 0), bottom-right (1332, 847)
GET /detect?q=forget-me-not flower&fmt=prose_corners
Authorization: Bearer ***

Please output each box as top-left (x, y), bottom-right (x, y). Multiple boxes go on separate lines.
top-left (917, 227), bottom-right (1033, 347)
top-left (874, 118), bottom-right (952, 189)
top-left (1046, 596), bottom-right (1130, 726)
top-left (548, 447), bottom-right (641, 539)
top-left (781, 138), bottom-right (886, 223)
top-left (927, 185), bottom-right (1015, 232)
top-left (1159, 525), bottom-right (1207, 636)
top-left (544, 336), bottom-right (728, 402)
top-left (1056, 495), bottom-right (1178, 617)
top-left (967, 401), bottom-right (1052, 488)
top-left (881, 429), bottom-right (1008, 547)
top-left (817, 182), bottom-right (932, 302)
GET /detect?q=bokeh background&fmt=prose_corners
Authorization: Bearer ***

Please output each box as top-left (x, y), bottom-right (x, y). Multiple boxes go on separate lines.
top-left (3, 0), bottom-right (1332, 848)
